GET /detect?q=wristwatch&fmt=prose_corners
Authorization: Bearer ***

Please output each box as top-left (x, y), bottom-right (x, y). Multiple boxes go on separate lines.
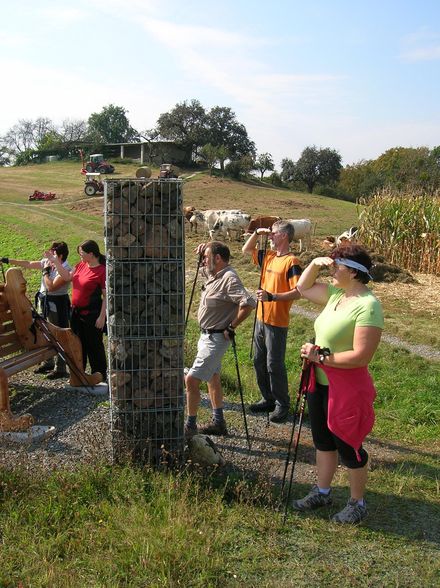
top-left (318, 347), bottom-right (331, 364)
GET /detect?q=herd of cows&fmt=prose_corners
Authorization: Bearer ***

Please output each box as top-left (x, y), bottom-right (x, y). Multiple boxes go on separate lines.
top-left (183, 207), bottom-right (315, 251)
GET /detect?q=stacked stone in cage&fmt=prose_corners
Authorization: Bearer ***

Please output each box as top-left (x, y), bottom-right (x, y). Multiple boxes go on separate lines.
top-left (105, 178), bottom-right (185, 463)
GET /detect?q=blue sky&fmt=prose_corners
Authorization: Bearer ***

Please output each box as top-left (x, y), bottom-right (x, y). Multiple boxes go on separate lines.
top-left (1, 0), bottom-right (439, 167)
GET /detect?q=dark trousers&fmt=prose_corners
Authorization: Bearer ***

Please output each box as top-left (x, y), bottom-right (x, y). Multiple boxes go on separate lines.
top-left (41, 294), bottom-right (71, 372)
top-left (253, 319), bottom-right (290, 407)
top-left (71, 311), bottom-right (107, 381)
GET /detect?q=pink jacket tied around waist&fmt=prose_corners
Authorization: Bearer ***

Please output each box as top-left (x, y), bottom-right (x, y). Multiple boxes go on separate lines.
top-left (314, 364), bottom-right (377, 461)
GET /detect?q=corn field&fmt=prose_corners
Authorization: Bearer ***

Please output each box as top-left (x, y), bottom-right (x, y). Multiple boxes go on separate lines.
top-left (357, 188), bottom-right (440, 276)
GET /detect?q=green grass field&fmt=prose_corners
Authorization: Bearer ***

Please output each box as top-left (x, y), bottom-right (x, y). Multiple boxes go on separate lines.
top-left (0, 162), bottom-right (439, 587)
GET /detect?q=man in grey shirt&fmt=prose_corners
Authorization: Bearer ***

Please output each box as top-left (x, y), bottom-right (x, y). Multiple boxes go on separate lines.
top-left (185, 241), bottom-right (256, 438)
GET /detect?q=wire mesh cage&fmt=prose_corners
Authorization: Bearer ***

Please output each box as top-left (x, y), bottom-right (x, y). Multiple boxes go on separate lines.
top-left (104, 177), bottom-right (185, 465)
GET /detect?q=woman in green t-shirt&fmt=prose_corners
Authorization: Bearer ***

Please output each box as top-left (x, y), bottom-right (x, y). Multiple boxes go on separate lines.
top-left (258, 244), bottom-right (383, 524)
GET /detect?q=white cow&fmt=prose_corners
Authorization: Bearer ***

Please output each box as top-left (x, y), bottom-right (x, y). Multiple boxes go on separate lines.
top-left (190, 209), bottom-right (244, 236)
top-left (285, 218), bottom-right (313, 252)
top-left (336, 226), bottom-right (358, 246)
top-left (209, 212), bottom-right (251, 241)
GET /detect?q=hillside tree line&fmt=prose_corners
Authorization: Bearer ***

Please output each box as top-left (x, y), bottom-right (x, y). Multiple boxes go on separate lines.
top-left (1, 100), bottom-right (439, 200)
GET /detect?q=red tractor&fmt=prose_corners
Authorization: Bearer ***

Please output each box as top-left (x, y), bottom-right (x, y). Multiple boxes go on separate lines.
top-left (80, 150), bottom-right (115, 174)
top-left (84, 173), bottom-right (104, 196)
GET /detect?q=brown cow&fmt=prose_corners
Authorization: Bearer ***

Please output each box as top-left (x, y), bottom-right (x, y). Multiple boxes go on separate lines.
top-left (246, 215), bottom-right (281, 234)
top-left (183, 206), bottom-right (196, 232)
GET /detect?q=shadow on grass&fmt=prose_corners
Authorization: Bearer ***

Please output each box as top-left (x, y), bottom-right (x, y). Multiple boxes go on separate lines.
top-left (285, 484), bottom-right (440, 546)
top-left (199, 396), bottom-right (440, 546)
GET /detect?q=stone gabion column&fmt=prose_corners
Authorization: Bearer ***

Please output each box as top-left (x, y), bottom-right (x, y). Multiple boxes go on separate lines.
top-left (104, 177), bottom-right (185, 464)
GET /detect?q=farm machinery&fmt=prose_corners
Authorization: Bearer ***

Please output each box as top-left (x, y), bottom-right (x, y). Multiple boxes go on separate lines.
top-left (83, 173), bottom-right (104, 196)
top-left (79, 150), bottom-right (115, 174)
top-left (29, 190), bottom-right (56, 201)
top-left (159, 163), bottom-right (178, 179)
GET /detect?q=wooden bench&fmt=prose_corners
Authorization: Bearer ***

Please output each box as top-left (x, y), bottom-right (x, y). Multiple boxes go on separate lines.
top-left (0, 267), bottom-right (102, 433)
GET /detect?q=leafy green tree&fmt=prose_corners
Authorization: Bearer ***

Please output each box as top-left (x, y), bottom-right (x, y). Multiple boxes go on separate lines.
top-left (88, 104), bottom-right (138, 143)
top-left (280, 158), bottom-right (295, 182)
top-left (224, 154), bottom-right (255, 180)
top-left (240, 154), bottom-right (255, 177)
top-left (339, 160), bottom-right (384, 200)
top-left (199, 143), bottom-right (228, 176)
top-left (294, 146), bottom-right (342, 193)
top-left (156, 99), bottom-right (207, 163)
top-left (255, 152), bottom-right (274, 180)
top-left (37, 130), bottom-right (63, 151)
top-left (371, 147), bottom-right (435, 190)
top-left (268, 171), bottom-right (283, 187)
top-left (206, 106), bottom-right (255, 171)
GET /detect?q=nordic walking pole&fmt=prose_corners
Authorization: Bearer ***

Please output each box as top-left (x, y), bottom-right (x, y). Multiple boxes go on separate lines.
top-left (231, 333), bottom-right (251, 451)
top-left (249, 233), bottom-right (268, 359)
top-left (185, 251), bottom-right (203, 329)
top-left (281, 358), bottom-right (311, 492)
top-left (282, 359), bottom-right (312, 525)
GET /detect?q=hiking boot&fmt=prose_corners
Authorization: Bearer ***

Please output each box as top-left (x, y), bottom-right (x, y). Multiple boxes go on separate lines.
top-left (34, 364), bottom-right (54, 374)
top-left (184, 424), bottom-right (198, 440)
top-left (249, 399), bottom-right (276, 413)
top-left (198, 419), bottom-right (228, 436)
top-left (291, 485), bottom-right (333, 511)
top-left (46, 371), bottom-right (69, 380)
top-left (269, 405), bottom-right (289, 423)
top-left (331, 499), bottom-right (368, 524)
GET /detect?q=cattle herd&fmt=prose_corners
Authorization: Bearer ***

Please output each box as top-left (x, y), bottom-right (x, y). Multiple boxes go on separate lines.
top-left (183, 207), bottom-right (315, 251)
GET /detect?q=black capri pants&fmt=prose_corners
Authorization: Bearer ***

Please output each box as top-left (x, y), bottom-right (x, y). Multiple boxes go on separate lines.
top-left (307, 383), bottom-right (368, 469)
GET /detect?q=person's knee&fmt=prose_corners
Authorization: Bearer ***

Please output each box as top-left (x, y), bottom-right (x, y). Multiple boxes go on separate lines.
top-left (185, 373), bottom-right (200, 391)
top-left (267, 357), bottom-right (286, 374)
top-left (340, 448), bottom-right (368, 469)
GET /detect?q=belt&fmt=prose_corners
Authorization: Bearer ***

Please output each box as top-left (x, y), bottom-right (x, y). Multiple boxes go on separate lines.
top-left (201, 328), bottom-right (226, 334)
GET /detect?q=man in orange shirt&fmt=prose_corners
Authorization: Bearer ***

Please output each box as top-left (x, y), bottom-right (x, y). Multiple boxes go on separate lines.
top-left (242, 221), bottom-right (302, 423)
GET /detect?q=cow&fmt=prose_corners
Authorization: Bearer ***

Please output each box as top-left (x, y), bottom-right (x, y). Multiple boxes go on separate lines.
top-left (183, 206), bottom-right (196, 232)
top-left (285, 218), bottom-right (313, 252)
top-left (336, 226), bottom-right (358, 246)
top-left (190, 209), bottom-right (245, 236)
top-left (245, 215), bottom-right (281, 234)
top-left (209, 212), bottom-right (252, 241)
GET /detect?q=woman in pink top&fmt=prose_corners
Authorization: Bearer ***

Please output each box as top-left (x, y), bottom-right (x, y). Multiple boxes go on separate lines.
top-left (49, 239), bottom-right (107, 381)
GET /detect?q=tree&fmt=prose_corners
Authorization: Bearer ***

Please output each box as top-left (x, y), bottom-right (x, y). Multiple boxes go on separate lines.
top-left (199, 143), bottom-right (227, 176)
top-left (280, 158), bottom-right (295, 182)
top-left (206, 106), bottom-right (255, 170)
top-left (371, 147), bottom-right (436, 190)
top-left (2, 118), bottom-right (54, 153)
top-left (59, 119), bottom-right (88, 143)
top-left (88, 104), bottom-right (138, 143)
top-left (33, 118), bottom-right (55, 147)
top-left (255, 152), bottom-right (274, 180)
top-left (0, 145), bottom-right (12, 166)
top-left (224, 154), bottom-right (255, 180)
top-left (156, 99), bottom-right (207, 163)
top-left (294, 146), bottom-right (342, 193)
